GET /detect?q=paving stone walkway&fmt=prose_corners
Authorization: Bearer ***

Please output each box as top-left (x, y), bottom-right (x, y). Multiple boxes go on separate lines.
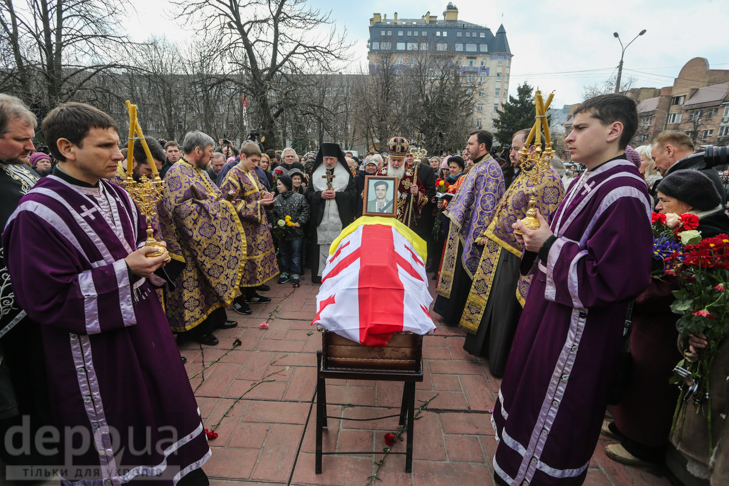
top-left (180, 270), bottom-right (678, 486)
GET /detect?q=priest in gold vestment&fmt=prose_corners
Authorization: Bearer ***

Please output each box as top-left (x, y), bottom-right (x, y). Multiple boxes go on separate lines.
top-left (461, 129), bottom-right (565, 376)
top-left (161, 131), bottom-right (246, 346)
top-left (220, 142), bottom-right (278, 315)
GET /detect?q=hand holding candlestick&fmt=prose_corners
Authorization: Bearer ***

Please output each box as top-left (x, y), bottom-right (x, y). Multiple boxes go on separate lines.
top-left (124, 100), bottom-right (169, 261)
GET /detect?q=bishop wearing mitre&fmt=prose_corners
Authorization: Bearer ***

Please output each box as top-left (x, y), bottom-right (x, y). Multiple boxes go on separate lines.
top-left (378, 136), bottom-right (428, 228)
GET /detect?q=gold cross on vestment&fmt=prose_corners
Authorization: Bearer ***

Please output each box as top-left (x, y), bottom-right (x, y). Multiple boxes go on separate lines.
top-left (322, 169), bottom-right (335, 190)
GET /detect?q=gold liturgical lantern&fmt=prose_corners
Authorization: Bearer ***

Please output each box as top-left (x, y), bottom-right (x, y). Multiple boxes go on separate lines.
top-left (124, 100), bottom-right (169, 260)
top-left (514, 90), bottom-right (555, 235)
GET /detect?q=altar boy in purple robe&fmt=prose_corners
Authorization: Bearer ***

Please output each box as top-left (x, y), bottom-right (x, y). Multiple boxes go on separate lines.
top-left (3, 103), bottom-right (210, 485)
top-left (491, 94), bottom-right (652, 486)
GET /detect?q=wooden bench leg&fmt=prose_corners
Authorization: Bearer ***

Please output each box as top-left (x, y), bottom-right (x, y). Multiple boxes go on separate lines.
top-left (316, 350), bottom-right (325, 474)
top-left (405, 382), bottom-right (415, 473)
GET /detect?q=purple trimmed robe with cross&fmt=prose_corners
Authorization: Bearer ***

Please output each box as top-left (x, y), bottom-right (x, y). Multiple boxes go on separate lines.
top-left (492, 159), bottom-right (652, 486)
top-left (2, 173), bottom-right (210, 485)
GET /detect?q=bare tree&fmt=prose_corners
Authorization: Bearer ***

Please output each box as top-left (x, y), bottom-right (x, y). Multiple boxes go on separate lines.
top-left (583, 74), bottom-right (637, 100)
top-left (354, 52), bottom-right (475, 154)
top-left (0, 0), bottom-right (133, 107)
top-left (173, 0), bottom-right (351, 150)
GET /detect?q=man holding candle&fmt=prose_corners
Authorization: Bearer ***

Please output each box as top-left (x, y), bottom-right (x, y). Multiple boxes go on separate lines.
top-left (460, 128), bottom-right (564, 376)
top-left (3, 102), bottom-right (211, 485)
top-left (491, 94), bottom-right (652, 486)
top-left (161, 130), bottom-right (246, 345)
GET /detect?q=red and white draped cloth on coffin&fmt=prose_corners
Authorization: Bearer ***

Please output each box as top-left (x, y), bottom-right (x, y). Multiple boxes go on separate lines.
top-left (311, 216), bottom-right (436, 347)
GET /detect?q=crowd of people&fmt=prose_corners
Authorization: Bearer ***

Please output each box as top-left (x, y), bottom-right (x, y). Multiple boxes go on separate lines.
top-left (0, 90), bottom-right (728, 485)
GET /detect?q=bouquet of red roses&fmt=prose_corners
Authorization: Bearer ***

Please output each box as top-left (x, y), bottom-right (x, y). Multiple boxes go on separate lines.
top-left (273, 167), bottom-right (284, 182)
top-left (667, 232), bottom-right (729, 454)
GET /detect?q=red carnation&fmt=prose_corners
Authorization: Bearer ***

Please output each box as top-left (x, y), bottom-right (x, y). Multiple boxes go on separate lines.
top-left (652, 213), bottom-right (667, 224)
top-left (384, 433), bottom-right (396, 447)
top-left (205, 428), bottom-right (218, 440)
top-left (714, 284), bottom-right (725, 292)
top-left (679, 213), bottom-right (699, 231)
top-left (692, 310), bottom-right (716, 319)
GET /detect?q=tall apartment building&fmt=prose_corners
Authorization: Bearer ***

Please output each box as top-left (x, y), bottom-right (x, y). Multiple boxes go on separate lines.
top-left (368, 3), bottom-right (512, 131)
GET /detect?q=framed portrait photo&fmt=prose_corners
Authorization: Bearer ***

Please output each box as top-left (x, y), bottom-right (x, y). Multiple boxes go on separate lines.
top-left (363, 176), bottom-right (398, 218)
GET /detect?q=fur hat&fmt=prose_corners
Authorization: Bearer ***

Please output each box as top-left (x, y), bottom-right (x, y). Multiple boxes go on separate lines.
top-left (657, 169), bottom-right (721, 211)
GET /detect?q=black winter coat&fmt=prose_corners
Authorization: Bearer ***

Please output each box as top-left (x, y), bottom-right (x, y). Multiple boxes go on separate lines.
top-left (273, 190), bottom-right (310, 240)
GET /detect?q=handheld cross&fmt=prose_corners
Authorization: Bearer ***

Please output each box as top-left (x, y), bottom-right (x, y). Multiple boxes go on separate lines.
top-left (322, 170), bottom-right (336, 190)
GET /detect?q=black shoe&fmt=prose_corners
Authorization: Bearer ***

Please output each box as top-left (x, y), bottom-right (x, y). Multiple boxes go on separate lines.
top-left (181, 356), bottom-right (187, 364)
top-left (256, 284), bottom-right (271, 291)
top-left (311, 275), bottom-right (322, 284)
top-left (232, 298), bottom-right (252, 315)
top-left (215, 320), bottom-right (238, 330)
top-left (245, 293), bottom-right (271, 304)
top-left (195, 334), bottom-right (219, 346)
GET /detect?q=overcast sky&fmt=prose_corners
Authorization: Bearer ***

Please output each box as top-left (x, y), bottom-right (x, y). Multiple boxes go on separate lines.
top-left (123, 0), bottom-right (729, 108)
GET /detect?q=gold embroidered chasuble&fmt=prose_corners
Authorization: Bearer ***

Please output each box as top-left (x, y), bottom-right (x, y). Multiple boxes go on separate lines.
top-left (460, 166), bottom-right (565, 333)
top-left (161, 158), bottom-right (247, 332)
top-left (220, 165), bottom-right (279, 287)
top-left (436, 156), bottom-right (505, 299)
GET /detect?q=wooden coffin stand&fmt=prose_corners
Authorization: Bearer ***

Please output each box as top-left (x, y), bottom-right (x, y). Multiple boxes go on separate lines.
top-left (316, 330), bottom-right (424, 474)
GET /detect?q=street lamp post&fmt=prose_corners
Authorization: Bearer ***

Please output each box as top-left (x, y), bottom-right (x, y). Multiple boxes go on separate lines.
top-left (613, 30), bottom-right (646, 94)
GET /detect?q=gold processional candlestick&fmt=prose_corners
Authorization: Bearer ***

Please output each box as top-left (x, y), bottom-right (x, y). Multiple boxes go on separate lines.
top-left (124, 100), bottom-right (169, 261)
top-left (407, 146), bottom-right (427, 227)
top-left (514, 89), bottom-right (555, 236)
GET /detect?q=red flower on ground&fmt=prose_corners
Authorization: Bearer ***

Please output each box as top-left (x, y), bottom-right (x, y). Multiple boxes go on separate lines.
top-left (233, 339), bottom-right (242, 347)
top-left (259, 322), bottom-right (269, 329)
top-left (384, 433), bottom-right (396, 447)
top-left (205, 428), bottom-right (218, 440)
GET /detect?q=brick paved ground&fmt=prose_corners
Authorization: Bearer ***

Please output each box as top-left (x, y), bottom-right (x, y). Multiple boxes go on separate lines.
top-left (179, 269), bottom-right (678, 486)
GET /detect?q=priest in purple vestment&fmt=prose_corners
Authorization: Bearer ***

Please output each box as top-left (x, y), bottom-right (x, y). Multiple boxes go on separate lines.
top-left (3, 103), bottom-right (210, 486)
top-left (434, 130), bottom-right (504, 326)
top-left (491, 94), bottom-right (653, 486)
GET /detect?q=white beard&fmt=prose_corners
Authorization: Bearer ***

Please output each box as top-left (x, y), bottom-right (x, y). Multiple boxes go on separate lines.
top-left (387, 162), bottom-right (405, 180)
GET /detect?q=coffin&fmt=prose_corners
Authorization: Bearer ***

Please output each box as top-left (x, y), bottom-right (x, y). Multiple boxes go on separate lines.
top-left (320, 330), bottom-right (422, 374)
